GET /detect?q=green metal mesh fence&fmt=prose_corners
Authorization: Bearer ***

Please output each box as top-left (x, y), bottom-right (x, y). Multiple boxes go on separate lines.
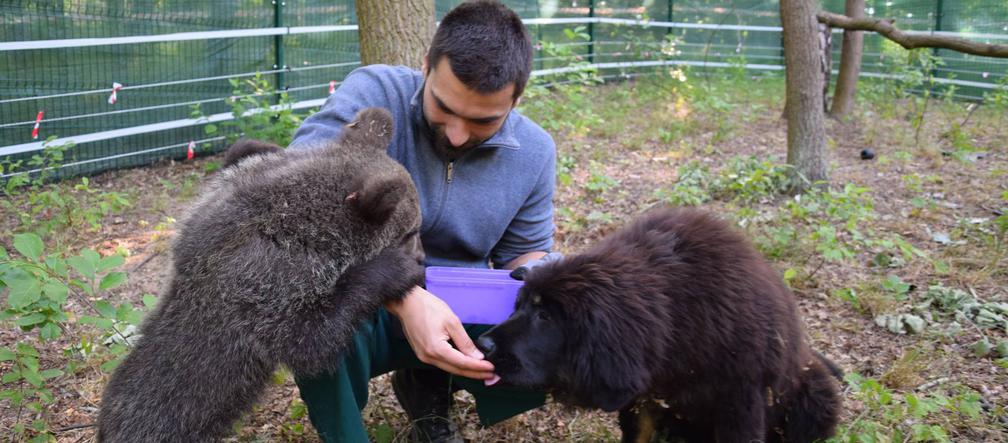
top-left (1, 1), bottom-right (1006, 182)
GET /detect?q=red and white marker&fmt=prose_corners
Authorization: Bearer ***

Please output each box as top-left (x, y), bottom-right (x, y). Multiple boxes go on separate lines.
top-left (31, 111), bottom-right (44, 139)
top-left (107, 82), bottom-right (123, 105)
top-left (329, 80), bottom-right (336, 94)
top-left (186, 141), bottom-right (195, 160)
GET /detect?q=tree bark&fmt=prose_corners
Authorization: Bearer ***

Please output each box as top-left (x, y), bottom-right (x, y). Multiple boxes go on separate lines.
top-left (819, 23), bottom-right (833, 113)
top-left (829, 0), bottom-right (865, 116)
top-left (355, 0), bottom-right (435, 68)
top-left (781, 0), bottom-right (829, 190)
top-left (817, 11), bottom-right (1008, 58)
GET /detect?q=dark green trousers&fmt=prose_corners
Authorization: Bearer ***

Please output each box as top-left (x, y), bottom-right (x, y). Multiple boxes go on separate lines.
top-left (294, 308), bottom-right (547, 443)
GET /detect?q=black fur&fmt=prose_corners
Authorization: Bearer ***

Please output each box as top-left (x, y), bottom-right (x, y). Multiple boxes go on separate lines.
top-left (478, 207), bottom-right (842, 443)
top-left (97, 108), bottom-right (424, 442)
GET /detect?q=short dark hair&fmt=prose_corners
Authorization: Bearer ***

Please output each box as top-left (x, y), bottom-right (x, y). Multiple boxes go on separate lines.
top-left (427, 0), bottom-right (533, 99)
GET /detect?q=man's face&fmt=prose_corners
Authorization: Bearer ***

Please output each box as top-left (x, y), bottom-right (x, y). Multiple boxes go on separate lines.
top-left (422, 57), bottom-right (517, 160)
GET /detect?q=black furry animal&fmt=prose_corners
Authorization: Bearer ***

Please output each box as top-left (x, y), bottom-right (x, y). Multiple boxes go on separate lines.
top-left (477, 207), bottom-right (842, 443)
top-left (98, 108), bottom-right (425, 442)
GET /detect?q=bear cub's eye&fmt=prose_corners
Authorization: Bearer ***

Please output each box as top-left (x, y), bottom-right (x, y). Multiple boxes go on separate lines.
top-left (400, 229), bottom-right (419, 243)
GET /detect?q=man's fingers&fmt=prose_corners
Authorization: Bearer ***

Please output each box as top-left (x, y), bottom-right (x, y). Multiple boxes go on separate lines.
top-left (431, 345), bottom-right (495, 379)
top-left (445, 318), bottom-right (481, 359)
top-left (432, 362), bottom-right (495, 380)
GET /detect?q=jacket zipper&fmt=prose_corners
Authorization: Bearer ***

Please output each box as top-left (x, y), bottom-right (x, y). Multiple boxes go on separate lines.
top-left (425, 159), bottom-right (454, 234)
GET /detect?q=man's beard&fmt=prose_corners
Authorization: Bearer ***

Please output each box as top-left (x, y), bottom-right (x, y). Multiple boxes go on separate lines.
top-left (429, 124), bottom-right (484, 160)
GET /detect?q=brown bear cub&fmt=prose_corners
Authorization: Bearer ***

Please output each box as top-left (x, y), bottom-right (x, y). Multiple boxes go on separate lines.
top-left (98, 108), bottom-right (425, 442)
top-left (478, 207), bottom-right (842, 443)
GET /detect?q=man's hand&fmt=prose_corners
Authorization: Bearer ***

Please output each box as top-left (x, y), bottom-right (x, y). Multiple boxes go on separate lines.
top-left (386, 286), bottom-right (495, 380)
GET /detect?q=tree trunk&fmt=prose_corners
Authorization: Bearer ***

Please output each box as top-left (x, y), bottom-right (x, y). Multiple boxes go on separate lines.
top-left (819, 23), bottom-right (833, 113)
top-left (355, 0), bottom-right (435, 68)
top-left (830, 0), bottom-right (865, 116)
top-left (781, 0), bottom-right (829, 190)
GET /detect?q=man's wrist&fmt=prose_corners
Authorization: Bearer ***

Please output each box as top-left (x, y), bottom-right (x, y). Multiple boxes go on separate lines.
top-left (385, 286), bottom-right (422, 317)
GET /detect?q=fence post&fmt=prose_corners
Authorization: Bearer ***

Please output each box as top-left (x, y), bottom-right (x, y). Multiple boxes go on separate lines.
top-left (536, 23), bottom-right (543, 71)
top-left (666, 0), bottom-right (674, 39)
top-left (933, 0), bottom-right (944, 33)
top-left (931, 0), bottom-right (943, 83)
top-left (273, 0), bottom-right (286, 99)
top-left (588, 0), bottom-right (595, 64)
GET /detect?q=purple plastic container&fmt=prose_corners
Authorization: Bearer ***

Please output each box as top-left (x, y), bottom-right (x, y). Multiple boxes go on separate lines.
top-left (425, 267), bottom-right (523, 325)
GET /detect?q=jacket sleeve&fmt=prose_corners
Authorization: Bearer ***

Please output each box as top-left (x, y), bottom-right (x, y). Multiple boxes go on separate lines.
top-left (491, 139), bottom-right (557, 267)
top-left (288, 66), bottom-right (395, 151)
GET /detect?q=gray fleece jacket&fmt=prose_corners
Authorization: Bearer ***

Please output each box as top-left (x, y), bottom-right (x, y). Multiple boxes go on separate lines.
top-left (289, 64), bottom-right (555, 268)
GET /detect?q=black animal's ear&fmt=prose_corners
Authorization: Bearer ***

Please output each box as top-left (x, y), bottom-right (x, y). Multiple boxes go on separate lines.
top-left (562, 285), bottom-right (652, 412)
top-left (345, 174), bottom-right (406, 224)
top-left (573, 350), bottom-right (646, 412)
top-left (223, 138), bottom-right (283, 168)
top-left (340, 107), bottom-right (394, 150)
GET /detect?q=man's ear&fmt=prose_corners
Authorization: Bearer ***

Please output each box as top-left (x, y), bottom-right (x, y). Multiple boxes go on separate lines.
top-left (345, 174), bottom-right (406, 224)
top-left (421, 54), bottom-right (429, 76)
top-left (513, 96), bottom-right (522, 108)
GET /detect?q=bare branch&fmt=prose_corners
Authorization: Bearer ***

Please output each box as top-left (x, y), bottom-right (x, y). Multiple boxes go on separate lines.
top-left (817, 11), bottom-right (1008, 58)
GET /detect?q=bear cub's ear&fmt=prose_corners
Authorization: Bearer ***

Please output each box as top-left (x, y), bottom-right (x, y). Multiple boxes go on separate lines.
top-left (340, 107), bottom-right (394, 150)
top-left (342, 107), bottom-right (397, 150)
top-left (345, 174), bottom-right (407, 225)
top-left (223, 138), bottom-right (284, 168)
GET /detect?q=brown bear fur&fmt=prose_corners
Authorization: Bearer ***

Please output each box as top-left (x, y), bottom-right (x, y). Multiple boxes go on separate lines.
top-left (98, 108), bottom-right (424, 442)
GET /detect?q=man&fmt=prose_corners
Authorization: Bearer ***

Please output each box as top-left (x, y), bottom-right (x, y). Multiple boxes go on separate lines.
top-left (288, 1), bottom-right (556, 441)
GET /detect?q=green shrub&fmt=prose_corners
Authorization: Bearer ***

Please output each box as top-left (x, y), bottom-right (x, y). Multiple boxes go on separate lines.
top-left (0, 233), bottom-right (154, 440)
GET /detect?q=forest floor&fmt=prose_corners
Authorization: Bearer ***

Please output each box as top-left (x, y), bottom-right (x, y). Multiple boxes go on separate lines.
top-left (2, 72), bottom-right (1007, 442)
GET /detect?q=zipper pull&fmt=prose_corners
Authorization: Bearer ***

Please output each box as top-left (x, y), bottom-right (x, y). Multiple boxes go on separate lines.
top-left (446, 161), bottom-right (454, 184)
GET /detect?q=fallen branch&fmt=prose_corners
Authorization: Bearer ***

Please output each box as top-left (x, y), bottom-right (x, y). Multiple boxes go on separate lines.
top-left (54, 423), bottom-right (96, 433)
top-left (130, 248), bottom-right (163, 273)
top-left (817, 11), bottom-right (1008, 58)
top-left (916, 376), bottom-right (951, 392)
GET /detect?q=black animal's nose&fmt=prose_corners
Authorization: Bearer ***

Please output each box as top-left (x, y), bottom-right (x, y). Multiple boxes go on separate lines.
top-left (476, 335), bottom-right (496, 357)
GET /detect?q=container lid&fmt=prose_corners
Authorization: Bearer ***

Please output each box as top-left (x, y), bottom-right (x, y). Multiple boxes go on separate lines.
top-left (425, 266), bottom-right (520, 284)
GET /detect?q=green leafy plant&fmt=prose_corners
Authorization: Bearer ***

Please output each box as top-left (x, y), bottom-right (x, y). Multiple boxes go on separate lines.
top-left (19, 177), bottom-right (130, 241)
top-left (654, 156), bottom-right (789, 210)
top-left (0, 342), bottom-right (62, 440)
top-left (521, 26), bottom-right (604, 135)
top-left (0, 137), bottom-right (74, 194)
top-left (192, 72), bottom-right (310, 148)
top-left (829, 373), bottom-right (985, 443)
top-left (584, 161), bottom-right (619, 195)
top-left (786, 183), bottom-right (876, 263)
top-left (556, 154), bottom-right (576, 187)
top-left (834, 275), bottom-right (914, 320)
top-left (2, 138), bottom-right (131, 244)
top-left (653, 161), bottom-right (713, 207)
top-left (0, 233), bottom-right (153, 440)
top-left (713, 155), bottom-right (791, 203)
top-left (982, 71), bottom-right (1008, 111)
top-left (725, 53), bottom-right (749, 83)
